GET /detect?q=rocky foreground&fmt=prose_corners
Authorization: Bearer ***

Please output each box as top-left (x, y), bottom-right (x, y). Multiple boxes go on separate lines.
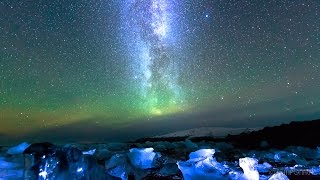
top-left (0, 120), bottom-right (320, 180)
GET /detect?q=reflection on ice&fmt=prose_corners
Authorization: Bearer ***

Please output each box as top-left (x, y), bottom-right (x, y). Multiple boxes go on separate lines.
top-left (128, 148), bottom-right (160, 169)
top-left (105, 154), bottom-right (130, 180)
top-left (177, 149), bottom-right (228, 180)
top-left (0, 142), bottom-right (319, 180)
top-left (83, 149), bottom-right (96, 155)
top-left (7, 142), bottom-right (30, 155)
top-left (189, 149), bottom-right (215, 160)
top-left (239, 157), bottom-right (259, 180)
top-left (268, 172), bottom-right (289, 180)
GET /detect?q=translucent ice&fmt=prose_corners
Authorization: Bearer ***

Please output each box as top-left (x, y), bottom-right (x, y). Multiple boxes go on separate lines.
top-left (38, 156), bottom-right (61, 180)
top-left (256, 162), bottom-right (272, 173)
top-left (177, 158), bottom-right (227, 180)
top-left (228, 171), bottom-right (242, 180)
top-left (83, 149), bottom-right (96, 155)
top-left (177, 149), bottom-right (227, 180)
top-left (106, 154), bottom-right (131, 180)
top-left (128, 148), bottom-right (160, 169)
top-left (0, 169), bottom-right (23, 179)
top-left (310, 165), bottom-right (320, 175)
top-left (0, 157), bottom-right (19, 169)
top-left (7, 142), bottom-right (30, 155)
top-left (239, 157), bottom-right (259, 180)
top-left (189, 149), bottom-right (215, 160)
top-left (274, 151), bottom-right (300, 163)
top-left (268, 172), bottom-right (289, 180)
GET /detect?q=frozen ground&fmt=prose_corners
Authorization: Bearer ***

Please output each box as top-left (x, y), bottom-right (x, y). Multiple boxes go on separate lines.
top-left (0, 120), bottom-right (319, 179)
top-left (0, 140), bottom-right (319, 180)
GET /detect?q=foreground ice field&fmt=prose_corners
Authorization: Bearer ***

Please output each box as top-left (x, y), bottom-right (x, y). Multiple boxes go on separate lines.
top-left (0, 140), bottom-right (319, 180)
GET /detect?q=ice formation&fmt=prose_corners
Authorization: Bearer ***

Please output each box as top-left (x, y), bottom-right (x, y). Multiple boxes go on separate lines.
top-left (189, 149), bottom-right (215, 159)
top-left (239, 157), bottom-right (259, 180)
top-left (268, 172), bottom-right (289, 180)
top-left (177, 149), bottom-right (228, 180)
top-left (310, 165), bottom-right (320, 175)
top-left (128, 148), bottom-right (160, 169)
top-left (105, 154), bottom-right (131, 180)
top-left (0, 157), bottom-right (19, 169)
top-left (0, 142), bottom-right (319, 180)
top-left (6, 142), bottom-right (30, 155)
top-left (83, 149), bottom-right (96, 155)
top-left (256, 162), bottom-right (272, 173)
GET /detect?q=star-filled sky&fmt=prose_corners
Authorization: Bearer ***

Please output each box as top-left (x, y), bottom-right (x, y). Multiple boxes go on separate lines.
top-left (0, 0), bottom-right (319, 143)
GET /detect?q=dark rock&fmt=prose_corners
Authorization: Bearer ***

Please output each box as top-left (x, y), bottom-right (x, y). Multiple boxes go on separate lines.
top-left (23, 142), bottom-right (56, 156)
top-left (225, 119), bottom-right (320, 149)
top-left (143, 173), bottom-right (183, 180)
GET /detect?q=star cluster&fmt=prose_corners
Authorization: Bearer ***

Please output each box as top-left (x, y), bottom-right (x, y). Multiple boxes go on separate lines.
top-left (0, 0), bottom-right (319, 139)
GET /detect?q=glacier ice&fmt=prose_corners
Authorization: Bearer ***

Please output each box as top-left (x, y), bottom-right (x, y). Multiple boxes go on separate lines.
top-left (189, 149), bottom-right (215, 160)
top-left (268, 172), bottom-right (289, 180)
top-left (38, 156), bottom-right (62, 180)
top-left (239, 157), bottom-right (259, 180)
top-left (228, 170), bottom-right (242, 180)
top-left (83, 149), bottom-right (96, 155)
top-left (310, 165), bottom-right (320, 175)
top-left (128, 148), bottom-right (160, 169)
top-left (1, 141), bottom-right (320, 180)
top-left (0, 157), bottom-right (19, 169)
top-left (6, 142), bottom-right (30, 155)
top-left (177, 149), bottom-right (228, 180)
top-left (177, 158), bottom-right (228, 180)
top-left (105, 154), bottom-right (131, 180)
top-left (256, 162), bottom-right (272, 173)
top-left (273, 151), bottom-right (306, 165)
top-left (0, 156), bottom-right (24, 179)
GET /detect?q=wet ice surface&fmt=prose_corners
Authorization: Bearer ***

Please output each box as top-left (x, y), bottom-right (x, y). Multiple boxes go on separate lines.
top-left (0, 141), bottom-right (319, 180)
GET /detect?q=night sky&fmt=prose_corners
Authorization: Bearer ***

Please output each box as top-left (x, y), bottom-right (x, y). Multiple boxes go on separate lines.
top-left (0, 0), bottom-right (319, 142)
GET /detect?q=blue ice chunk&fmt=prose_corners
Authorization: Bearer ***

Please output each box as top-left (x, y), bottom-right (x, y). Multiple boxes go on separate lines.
top-left (189, 149), bottom-right (215, 160)
top-left (106, 154), bottom-right (131, 180)
top-left (268, 172), bottom-right (289, 180)
top-left (228, 171), bottom-right (242, 180)
top-left (310, 166), bottom-right (320, 175)
top-left (239, 157), bottom-right (259, 180)
top-left (83, 149), bottom-right (96, 155)
top-left (274, 150), bottom-right (309, 165)
top-left (77, 167), bottom-right (83, 173)
top-left (0, 169), bottom-right (23, 179)
top-left (7, 142), bottom-right (30, 155)
top-left (69, 155), bottom-right (106, 180)
top-left (274, 151), bottom-right (297, 162)
top-left (38, 156), bottom-right (60, 180)
top-left (177, 149), bottom-right (228, 180)
top-left (128, 148), bottom-right (160, 169)
top-left (286, 146), bottom-right (319, 159)
top-left (177, 157), bottom-right (227, 180)
top-left (257, 162), bottom-right (272, 173)
top-left (0, 157), bottom-right (19, 169)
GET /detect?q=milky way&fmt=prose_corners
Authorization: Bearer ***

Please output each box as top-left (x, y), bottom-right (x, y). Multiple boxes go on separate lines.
top-left (123, 0), bottom-right (183, 116)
